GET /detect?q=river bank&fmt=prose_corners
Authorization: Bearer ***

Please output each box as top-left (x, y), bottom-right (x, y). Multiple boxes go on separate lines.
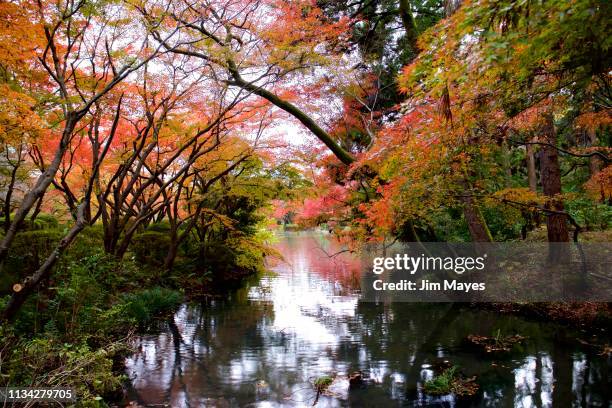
top-left (473, 302), bottom-right (611, 333)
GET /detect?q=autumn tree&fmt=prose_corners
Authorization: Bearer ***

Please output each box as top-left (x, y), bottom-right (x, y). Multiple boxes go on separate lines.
top-left (383, 0), bottom-right (611, 243)
top-left (136, 0), bottom-right (362, 165)
top-left (0, 0), bottom-right (170, 269)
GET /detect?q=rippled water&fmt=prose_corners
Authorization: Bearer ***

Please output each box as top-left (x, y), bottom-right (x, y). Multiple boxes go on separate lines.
top-left (125, 231), bottom-right (610, 407)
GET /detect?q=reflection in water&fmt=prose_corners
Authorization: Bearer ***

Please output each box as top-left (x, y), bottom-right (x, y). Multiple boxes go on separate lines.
top-left (126, 232), bottom-right (610, 407)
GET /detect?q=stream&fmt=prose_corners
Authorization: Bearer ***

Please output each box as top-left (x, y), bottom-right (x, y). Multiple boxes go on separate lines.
top-left (125, 231), bottom-right (610, 407)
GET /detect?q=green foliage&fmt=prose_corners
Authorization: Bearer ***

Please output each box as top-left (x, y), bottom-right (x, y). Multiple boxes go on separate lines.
top-left (0, 213), bottom-right (59, 232)
top-left (31, 340), bottom-right (123, 396)
top-left (131, 230), bottom-right (171, 267)
top-left (199, 237), bottom-right (262, 281)
top-left (427, 209), bottom-right (472, 242)
top-left (69, 225), bottom-right (106, 259)
top-left (119, 287), bottom-right (181, 327)
top-left (2, 228), bottom-right (63, 291)
top-left (268, 163), bottom-right (313, 200)
top-left (565, 197), bottom-right (611, 231)
top-left (407, 0), bottom-right (611, 101)
top-left (7, 228), bottom-right (62, 263)
top-left (423, 366), bottom-right (479, 397)
top-left (144, 221), bottom-right (171, 232)
top-left (320, 0), bottom-right (444, 110)
top-left (9, 251), bottom-right (136, 339)
top-left (481, 206), bottom-right (523, 241)
top-left (186, 159), bottom-right (280, 285)
top-left (24, 213), bottom-right (60, 230)
top-left (49, 260), bottom-right (110, 338)
top-left (0, 323), bottom-right (127, 406)
top-left (423, 366), bottom-right (458, 395)
top-left (1, 250), bottom-right (181, 404)
top-left (49, 252), bottom-right (179, 335)
top-left (314, 375), bottom-right (334, 391)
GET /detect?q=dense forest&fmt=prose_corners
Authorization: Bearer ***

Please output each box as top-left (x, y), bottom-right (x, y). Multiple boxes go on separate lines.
top-left (0, 0), bottom-right (610, 405)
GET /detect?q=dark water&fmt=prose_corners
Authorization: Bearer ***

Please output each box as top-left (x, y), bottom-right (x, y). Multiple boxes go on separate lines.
top-left (125, 232), bottom-right (610, 407)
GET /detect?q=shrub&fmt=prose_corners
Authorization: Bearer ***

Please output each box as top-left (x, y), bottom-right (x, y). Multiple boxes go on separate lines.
top-left (49, 267), bottom-right (106, 338)
top-left (119, 287), bottom-right (181, 327)
top-left (131, 231), bottom-right (171, 267)
top-left (565, 197), bottom-right (611, 231)
top-left (2, 229), bottom-right (64, 291)
top-left (23, 213), bottom-right (60, 230)
top-left (68, 225), bottom-right (105, 260)
top-left (144, 221), bottom-right (171, 232)
top-left (59, 251), bottom-right (140, 293)
top-left (198, 235), bottom-right (269, 283)
top-left (7, 229), bottom-right (63, 265)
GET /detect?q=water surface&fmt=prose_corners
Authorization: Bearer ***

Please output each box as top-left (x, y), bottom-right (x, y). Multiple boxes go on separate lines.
top-left (126, 232), bottom-right (610, 407)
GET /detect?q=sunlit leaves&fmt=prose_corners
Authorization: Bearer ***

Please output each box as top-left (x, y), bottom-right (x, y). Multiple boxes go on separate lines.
top-left (0, 85), bottom-right (43, 145)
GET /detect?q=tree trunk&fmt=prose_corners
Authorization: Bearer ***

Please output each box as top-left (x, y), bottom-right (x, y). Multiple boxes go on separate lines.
top-left (398, 0), bottom-right (419, 52)
top-left (501, 141), bottom-right (513, 186)
top-left (550, 336), bottom-right (573, 407)
top-left (539, 115), bottom-right (569, 264)
top-left (29, 192), bottom-right (46, 224)
top-left (462, 196), bottom-right (493, 242)
top-left (402, 220), bottom-right (421, 242)
top-left (444, 0), bottom-right (462, 16)
top-left (526, 142), bottom-right (538, 192)
top-left (228, 73), bottom-right (355, 166)
top-left (587, 128), bottom-right (603, 177)
top-left (460, 178), bottom-right (493, 242)
top-left (539, 116), bottom-right (569, 244)
top-left (3, 157), bottom-right (19, 232)
top-left (163, 238), bottom-right (179, 272)
top-left (114, 227), bottom-right (137, 260)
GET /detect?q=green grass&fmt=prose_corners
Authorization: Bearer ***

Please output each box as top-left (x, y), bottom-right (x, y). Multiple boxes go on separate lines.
top-left (121, 287), bottom-right (182, 327)
top-left (313, 375), bottom-right (334, 391)
top-left (423, 366), bottom-right (457, 395)
top-left (423, 366), bottom-right (479, 397)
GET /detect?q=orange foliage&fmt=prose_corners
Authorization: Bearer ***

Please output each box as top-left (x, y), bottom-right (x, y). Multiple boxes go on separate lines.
top-left (585, 166), bottom-right (612, 203)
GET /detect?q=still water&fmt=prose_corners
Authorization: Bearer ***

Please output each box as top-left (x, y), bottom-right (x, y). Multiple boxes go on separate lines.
top-left (125, 231), bottom-right (610, 407)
